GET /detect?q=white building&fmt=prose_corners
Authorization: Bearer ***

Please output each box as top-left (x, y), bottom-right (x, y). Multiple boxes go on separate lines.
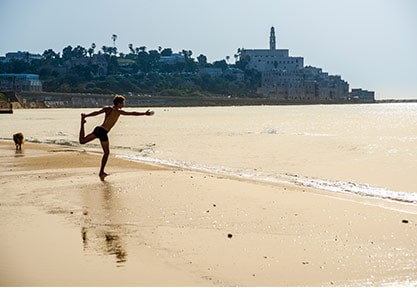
top-left (244, 27), bottom-right (349, 102)
top-left (158, 54), bottom-right (185, 65)
top-left (4, 51), bottom-right (42, 62)
top-left (240, 27), bottom-right (304, 72)
top-left (350, 88), bottom-right (375, 103)
top-left (0, 74), bottom-right (43, 92)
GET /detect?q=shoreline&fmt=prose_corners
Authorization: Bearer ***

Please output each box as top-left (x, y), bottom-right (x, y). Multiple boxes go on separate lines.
top-left (7, 91), bottom-right (377, 109)
top-left (5, 90), bottom-right (416, 110)
top-left (1, 141), bottom-right (417, 286)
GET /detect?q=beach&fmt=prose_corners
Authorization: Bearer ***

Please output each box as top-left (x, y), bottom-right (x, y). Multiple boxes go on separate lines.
top-left (1, 105), bottom-right (417, 286)
top-left (1, 140), bottom-right (417, 286)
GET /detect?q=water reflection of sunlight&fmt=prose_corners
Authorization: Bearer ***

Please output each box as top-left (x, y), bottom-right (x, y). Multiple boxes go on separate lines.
top-left (81, 181), bottom-right (128, 267)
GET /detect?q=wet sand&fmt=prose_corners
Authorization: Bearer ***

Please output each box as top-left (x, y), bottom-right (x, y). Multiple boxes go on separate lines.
top-left (1, 141), bottom-right (417, 286)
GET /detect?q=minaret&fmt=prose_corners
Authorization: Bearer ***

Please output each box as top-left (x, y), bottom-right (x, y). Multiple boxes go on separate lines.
top-left (269, 26), bottom-right (276, 50)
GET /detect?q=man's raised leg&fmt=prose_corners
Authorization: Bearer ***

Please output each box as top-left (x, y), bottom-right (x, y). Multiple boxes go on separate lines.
top-left (79, 114), bottom-right (96, 144)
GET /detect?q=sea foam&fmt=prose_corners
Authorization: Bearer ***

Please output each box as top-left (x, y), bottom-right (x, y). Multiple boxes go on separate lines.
top-left (116, 153), bottom-right (417, 206)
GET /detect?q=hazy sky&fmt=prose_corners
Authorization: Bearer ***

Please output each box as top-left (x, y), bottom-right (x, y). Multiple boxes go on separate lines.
top-left (1, 0), bottom-right (416, 99)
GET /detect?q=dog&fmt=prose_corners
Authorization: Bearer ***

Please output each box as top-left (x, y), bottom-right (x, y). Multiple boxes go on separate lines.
top-left (13, 132), bottom-right (24, 150)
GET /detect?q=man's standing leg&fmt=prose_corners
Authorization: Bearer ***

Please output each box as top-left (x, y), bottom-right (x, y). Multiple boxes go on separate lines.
top-left (79, 114), bottom-right (87, 143)
top-left (99, 141), bottom-right (110, 180)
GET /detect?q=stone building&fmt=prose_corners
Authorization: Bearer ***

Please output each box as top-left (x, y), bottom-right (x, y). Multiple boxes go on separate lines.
top-left (240, 27), bottom-right (304, 73)
top-left (350, 88), bottom-right (375, 103)
top-left (241, 27), bottom-right (350, 102)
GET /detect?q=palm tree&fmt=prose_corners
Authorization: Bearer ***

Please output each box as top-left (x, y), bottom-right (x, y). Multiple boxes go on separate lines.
top-left (88, 43), bottom-right (96, 57)
top-left (197, 54), bottom-right (207, 66)
top-left (128, 43), bottom-right (135, 54)
top-left (234, 54), bottom-right (239, 63)
top-left (112, 34), bottom-right (117, 48)
top-left (102, 46), bottom-right (111, 55)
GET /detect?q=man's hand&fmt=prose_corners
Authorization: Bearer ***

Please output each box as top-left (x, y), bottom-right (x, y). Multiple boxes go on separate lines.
top-left (145, 109), bottom-right (155, 116)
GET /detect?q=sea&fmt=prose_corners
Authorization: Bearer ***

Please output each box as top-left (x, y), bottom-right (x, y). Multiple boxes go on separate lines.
top-left (1, 103), bottom-right (417, 208)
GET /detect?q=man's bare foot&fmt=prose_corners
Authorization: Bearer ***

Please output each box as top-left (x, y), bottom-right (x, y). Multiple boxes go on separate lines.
top-left (81, 113), bottom-right (86, 124)
top-left (99, 172), bottom-right (109, 181)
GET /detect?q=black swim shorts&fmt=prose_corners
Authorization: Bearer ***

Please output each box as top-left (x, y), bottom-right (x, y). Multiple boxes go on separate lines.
top-left (93, 126), bottom-right (109, 142)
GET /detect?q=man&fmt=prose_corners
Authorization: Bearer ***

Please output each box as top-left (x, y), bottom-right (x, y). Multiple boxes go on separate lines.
top-left (79, 95), bottom-right (154, 180)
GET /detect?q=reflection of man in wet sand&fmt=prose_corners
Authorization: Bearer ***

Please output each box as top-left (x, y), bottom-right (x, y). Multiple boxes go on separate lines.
top-left (79, 95), bottom-right (154, 180)
top-left (81, 182), bottom-right (128, 266)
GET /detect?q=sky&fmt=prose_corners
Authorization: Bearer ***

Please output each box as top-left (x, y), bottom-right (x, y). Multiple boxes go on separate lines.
top-left (1, 0), bottom-right (416, 99)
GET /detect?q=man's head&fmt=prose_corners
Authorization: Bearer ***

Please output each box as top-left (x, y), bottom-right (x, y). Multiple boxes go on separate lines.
top-left (113, 95), bottom-right (126, 107)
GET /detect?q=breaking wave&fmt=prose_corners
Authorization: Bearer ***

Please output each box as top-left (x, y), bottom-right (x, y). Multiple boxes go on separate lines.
top-left (117, 154), bottom-right (417, 206)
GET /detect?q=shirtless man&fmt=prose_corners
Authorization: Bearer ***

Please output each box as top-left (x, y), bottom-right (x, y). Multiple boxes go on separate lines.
top-left (79, 95), bottom-right (154, 180)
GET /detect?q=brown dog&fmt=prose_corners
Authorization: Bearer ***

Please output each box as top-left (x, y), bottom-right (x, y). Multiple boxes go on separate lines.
top-left (13, 132), bottom-right (24, 150)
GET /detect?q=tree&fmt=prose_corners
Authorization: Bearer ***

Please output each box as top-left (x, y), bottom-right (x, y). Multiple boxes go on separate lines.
top-left (62, 45), bottom-right (73, 61)
top-left (128, 43), bottom-right (135, 54)
top-left (235, 49), bottom-right (250, 71)
top-left (213, 60), bottom-right (228, 70)
top-left (197, 54), bottom-right (207, 66)
top-left (233, 53), bottom-right (239, 64)
top-left (72, 45), bottom-right (87, 58)
top-left (3, 38), bottom-right (263, 98)
top-left (42, 49), bottom-right (59, 61)
top-left (112, 34), bottom-right (117, 48)
top-left (148, 50), bottom-right (161, 68)
top-left (102, 46), bottom-right (111, 55)
top-left (88, 43), bottom-right (96, 57)
top-left (161, 48), bottom-right (173, 56)
top-left (181, 49), bottom-right (192, 59)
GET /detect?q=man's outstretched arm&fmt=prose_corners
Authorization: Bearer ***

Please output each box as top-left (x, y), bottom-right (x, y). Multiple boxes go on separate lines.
top-left (83, 107), bottom-right (108, 118)
top-left (120, 109), bottom-right (155, 116)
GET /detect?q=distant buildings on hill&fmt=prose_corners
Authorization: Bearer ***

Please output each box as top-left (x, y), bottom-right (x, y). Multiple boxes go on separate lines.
top-left (1, 28), bottom-right (375, 103)
top-left (0, 51), bottom-right (42, 63)
top-left (158, 53), bottom-right (185, 65)
top-left (0, 74), bottom-right (43, 92)
top-left (240, 27), bottom-right (375, 103)
top-left (0, 52), bottom-right (45, 92)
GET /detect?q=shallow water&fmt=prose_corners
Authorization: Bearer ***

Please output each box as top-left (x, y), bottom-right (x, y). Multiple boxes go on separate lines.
top-left (1, 103), bottom-right (417, 204)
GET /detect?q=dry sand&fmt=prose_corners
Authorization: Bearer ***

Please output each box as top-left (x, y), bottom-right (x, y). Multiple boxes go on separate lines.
top-left (1, 141), bottom-right (417, 286)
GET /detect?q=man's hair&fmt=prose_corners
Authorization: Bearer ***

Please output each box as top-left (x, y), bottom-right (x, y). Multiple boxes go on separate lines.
top-left (113, 95), bottom-right (126, 106)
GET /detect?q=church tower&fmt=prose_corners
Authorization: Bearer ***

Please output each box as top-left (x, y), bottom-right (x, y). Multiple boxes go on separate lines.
top-left (269, 26), bottom-right (276, 50)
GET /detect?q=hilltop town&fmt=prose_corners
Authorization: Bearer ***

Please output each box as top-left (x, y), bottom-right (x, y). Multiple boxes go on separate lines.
top-left (0, 27), bottom-right (374, 108)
